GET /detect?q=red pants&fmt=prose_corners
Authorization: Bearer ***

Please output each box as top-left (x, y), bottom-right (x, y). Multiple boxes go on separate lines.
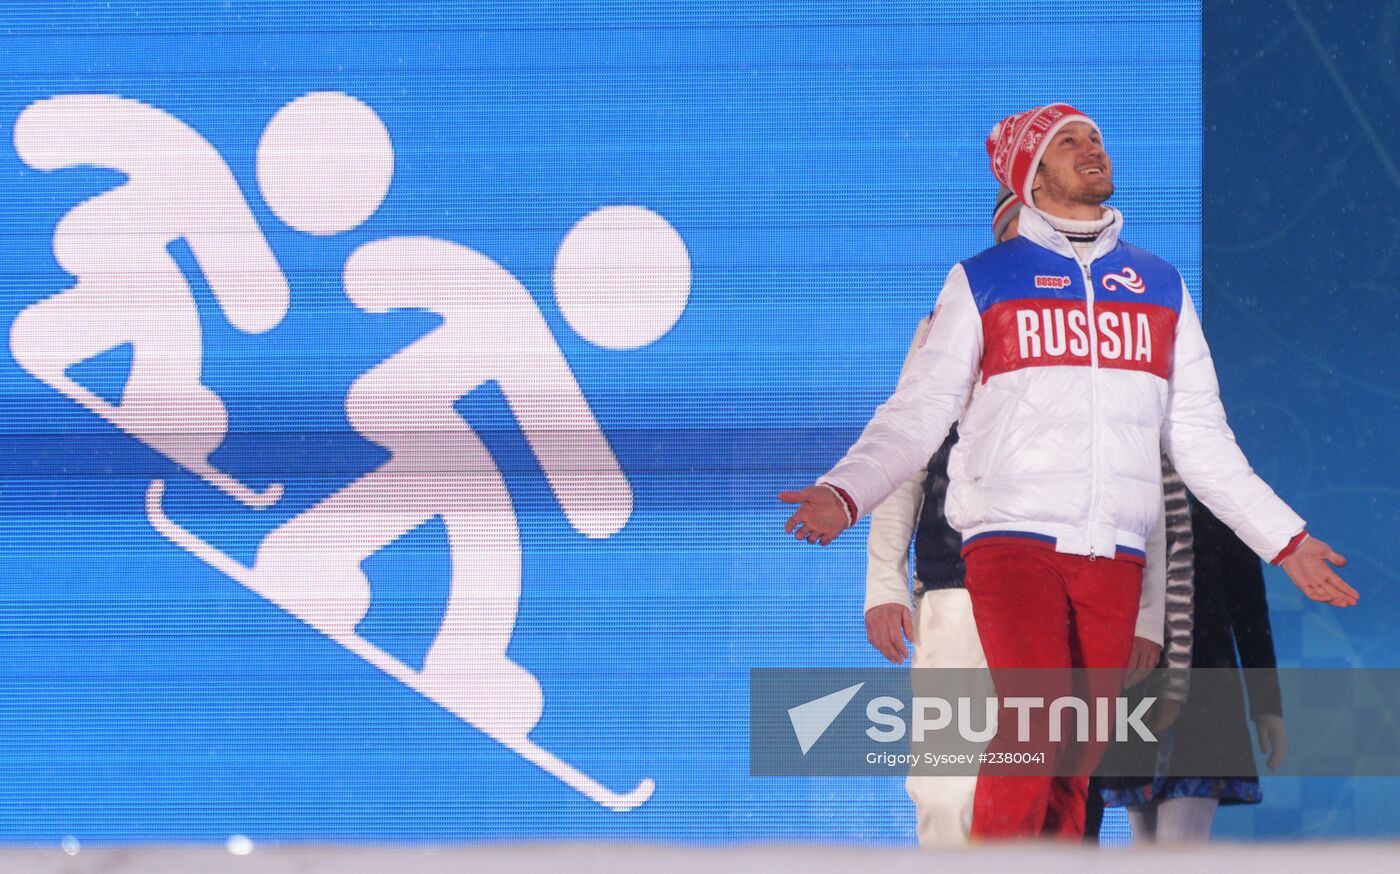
top-left (963, 543), bottom-right (1142, 841)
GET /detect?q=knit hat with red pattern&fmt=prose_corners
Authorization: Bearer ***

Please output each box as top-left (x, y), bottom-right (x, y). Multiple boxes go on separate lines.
top-left (986, 103), bottom-right (1100, 209)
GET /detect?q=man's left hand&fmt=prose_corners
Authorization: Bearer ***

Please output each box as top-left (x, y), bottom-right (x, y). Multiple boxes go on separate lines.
top-left (1280, 536), bottom-right (1357, 607)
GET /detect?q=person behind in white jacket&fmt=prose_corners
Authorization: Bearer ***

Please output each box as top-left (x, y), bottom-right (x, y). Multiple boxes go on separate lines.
top-left (865, 191), bottom-right (1192, 846)
top-left (779, 103), bottom-right (1356, 840)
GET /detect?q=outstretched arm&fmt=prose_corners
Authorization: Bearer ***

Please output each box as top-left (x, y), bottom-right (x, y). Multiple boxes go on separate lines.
top-left (1162, 280), bottom-right (1355, 606)
top-left (782, 266), bottom-right (982, 545)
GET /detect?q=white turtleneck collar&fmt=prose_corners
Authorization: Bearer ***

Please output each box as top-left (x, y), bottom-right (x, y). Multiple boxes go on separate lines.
top-left (1015, 204), bottom-right (1123, 265)
top-left (1043, 210), bottom-right (1116, 239)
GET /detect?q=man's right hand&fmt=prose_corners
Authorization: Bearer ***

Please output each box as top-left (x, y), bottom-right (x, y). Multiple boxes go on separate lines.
top-left (865, 603), bottom-right (915, 664)
top-left (778, 485), bottom-right (850, 546)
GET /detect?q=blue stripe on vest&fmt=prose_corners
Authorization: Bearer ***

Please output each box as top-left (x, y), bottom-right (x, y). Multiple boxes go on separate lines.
top-left (959, 237), bottom-right (1185, 315)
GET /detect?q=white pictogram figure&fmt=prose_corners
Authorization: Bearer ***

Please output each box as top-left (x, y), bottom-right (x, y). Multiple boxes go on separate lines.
top-left (10, 95), bottom-right (290, 507)
top-left (145, 92), bottom-right (691, 811)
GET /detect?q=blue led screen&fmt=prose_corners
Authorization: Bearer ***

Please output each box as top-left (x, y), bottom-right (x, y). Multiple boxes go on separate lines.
top-left (1, 0), bottom-right (1202, 844)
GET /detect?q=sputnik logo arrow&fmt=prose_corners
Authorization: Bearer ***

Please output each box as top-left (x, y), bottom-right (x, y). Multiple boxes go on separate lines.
top-left (787, 682), bottom-right (864, 755)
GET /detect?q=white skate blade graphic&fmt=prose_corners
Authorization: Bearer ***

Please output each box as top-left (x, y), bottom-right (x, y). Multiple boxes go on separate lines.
top-left (57, 378), bottom-right (283, 508)
top-left (145, 479), bottom-right (654, 812)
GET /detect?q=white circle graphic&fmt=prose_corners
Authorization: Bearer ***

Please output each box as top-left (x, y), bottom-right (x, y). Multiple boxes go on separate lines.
top-left (257, 91), bottom-right (393, 235)
top-left (553, 206), bottom-right (691, 350)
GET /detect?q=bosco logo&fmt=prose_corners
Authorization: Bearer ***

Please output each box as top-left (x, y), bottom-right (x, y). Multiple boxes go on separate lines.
top-left (1035, 275), bottom-right (1072, 289)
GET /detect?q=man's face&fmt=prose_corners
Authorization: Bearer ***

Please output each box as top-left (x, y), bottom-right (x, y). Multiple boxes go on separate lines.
top-left (1032, 121), bottom-right (1113, 210)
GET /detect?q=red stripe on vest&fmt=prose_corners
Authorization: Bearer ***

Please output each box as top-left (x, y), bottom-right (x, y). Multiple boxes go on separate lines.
top-left (980, 298), bottom-right (1177, 382)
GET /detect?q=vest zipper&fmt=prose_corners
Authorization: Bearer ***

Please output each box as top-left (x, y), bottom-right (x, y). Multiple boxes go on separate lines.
top-left (1081, 256), bottom-right (1101, 560)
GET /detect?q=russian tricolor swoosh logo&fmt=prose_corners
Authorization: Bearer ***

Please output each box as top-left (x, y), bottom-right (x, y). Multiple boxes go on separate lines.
top-left (1102, 266), bottom-right (1146, 294)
